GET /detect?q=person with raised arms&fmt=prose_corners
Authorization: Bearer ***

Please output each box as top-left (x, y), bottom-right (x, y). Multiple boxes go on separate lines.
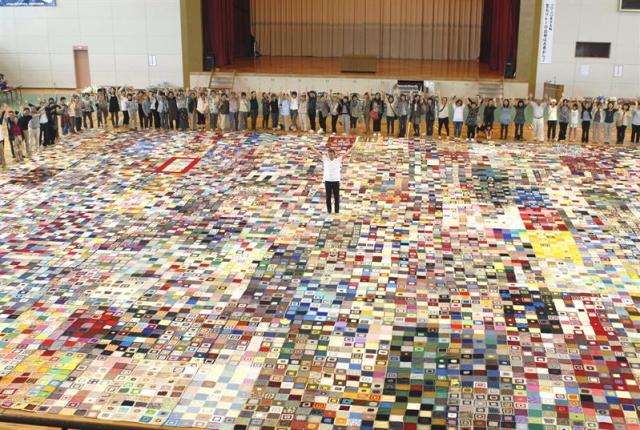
top-left (306, 141), bottom-right (358, 215)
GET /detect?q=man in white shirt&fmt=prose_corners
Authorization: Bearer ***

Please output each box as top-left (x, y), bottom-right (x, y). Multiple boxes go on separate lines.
top-left (290, 91), bottom-right (299, 131)
top-left (307, 142), bottom-right (357, 215)
top-left (530, 95), bottom-right (547, 143)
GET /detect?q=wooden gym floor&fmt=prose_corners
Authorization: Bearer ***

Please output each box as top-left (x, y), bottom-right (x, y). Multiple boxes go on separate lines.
top-left (218, 56), bottom-right (503, 81)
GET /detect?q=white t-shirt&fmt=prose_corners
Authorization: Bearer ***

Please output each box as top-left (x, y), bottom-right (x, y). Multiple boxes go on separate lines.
top-left (290, 97), bottom-right (299, 110)
top-left (632, 107), bottom-right (640, 126)
top-left (197, 97), bottom-right (207, 114)
top-left (323, 156), bottom-right (342, 182)
top-left (570, 109), bottom-right (579, 126)
top-left (548, 105), bottom-right (558, 121)
top-left (438, 102), bottom-right (449, 119)
top-left (453, 105), bottom-right (464, 122)
top-left (532, 102), bottom-right (546, 119)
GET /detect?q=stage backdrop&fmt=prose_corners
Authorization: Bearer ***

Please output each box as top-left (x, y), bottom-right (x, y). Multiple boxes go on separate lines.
top-left (250, 0), bottom-right (484, 60)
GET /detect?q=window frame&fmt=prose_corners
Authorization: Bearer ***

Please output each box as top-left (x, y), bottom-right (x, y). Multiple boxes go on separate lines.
top-left (575, 42), bottom-right (612, 59)
top-left (619, 0), bottom-right (640, 11)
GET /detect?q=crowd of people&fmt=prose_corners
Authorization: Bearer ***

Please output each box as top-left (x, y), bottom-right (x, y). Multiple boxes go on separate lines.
top-left (2, 86), bottom-right (640, 169)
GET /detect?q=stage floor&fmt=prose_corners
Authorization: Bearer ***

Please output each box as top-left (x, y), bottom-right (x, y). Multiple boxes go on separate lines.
top-left (1, 130), bottom-right (640, 429)
top-left (219, 56), bottom-right (502, 81)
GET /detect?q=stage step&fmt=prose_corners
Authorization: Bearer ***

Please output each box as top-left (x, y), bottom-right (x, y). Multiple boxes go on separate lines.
top-left (208, 70), bottom-right (236, 90)
top-left (478, 81), bottom-right (504, 99)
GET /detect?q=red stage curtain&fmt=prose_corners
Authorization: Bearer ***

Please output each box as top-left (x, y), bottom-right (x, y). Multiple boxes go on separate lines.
top-left (202, 0), bottom-right (251, 67)
top-left (234, 0), bottom-right (252, 59)
top-left (480, 0), bottom-right (521, 73)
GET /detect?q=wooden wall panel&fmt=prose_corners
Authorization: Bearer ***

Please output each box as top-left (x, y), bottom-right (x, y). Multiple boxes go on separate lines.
top-left (251, 0), bottom-right (484, 60)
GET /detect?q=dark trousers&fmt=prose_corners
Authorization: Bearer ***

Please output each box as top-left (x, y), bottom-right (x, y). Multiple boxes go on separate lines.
top-left (453, 121), bottom-right (463, 138)
top-left (398, 115), bottom-right (407, 137)
top-left (616, 125), bottom-right (627, 144)
top-left (83, 112), bottom-right (93, 129)
top-left (426, 119), bottom-right (434, 137)
top-left (319, 113), bottom-right (327, 132)
top-left (373, 117), bottom-right (382, 133)
top-left (123, 111), bottom-right (130, 126)
top-left (324, 181), bottom-right (340, 213)
top-left (61, 115), bottom-right (71, 134)
top-left (270, 111), bottom-right (279, 129)
top-left (500, 124), bottom-right (509, 139)
top-left (97, 109), bottom-right (107, 127)
top-left (331, 114), bottom-right (339, 133)
top-left (110, 111), bottom-right (119, 127)
top-left (309, 111), bottom-right (316, 131)
top-left (558, 121), bottom-right (568, 141)
top-left (350, 116), bottom-right (358, 129)
top-left (467, 125), bottom-right (476, 140)
top-left (44, 122), bottom-right (55, 145)
top-left (231, 112), bottom-right (239, 130)
top-left (632, 124), bottom-right (640, 143)
top-left (74, 117), bottom-right (82, 132)
top-left (152, 110), bottom-right (161, 128)
top-left (178, 108), bottom-right (188, 131)
top-left (438, 117), bottom-right (449, 136)
top-left (413, 122), bottom-right (420, 136)
top-left (515, 123), bottom-right (524, 140)
top-left (262, 110), bottom-right (270, 129)
top-left (547, 120), bottom-right (558, 140)
top-left (138, 107), bottom-right (147, 128)
top-left (250, 110), bottom-right (258, 130)
top-left (581, 121), bottom-right (590, 143)
top-left (386, 116), bottom-right (395, 134)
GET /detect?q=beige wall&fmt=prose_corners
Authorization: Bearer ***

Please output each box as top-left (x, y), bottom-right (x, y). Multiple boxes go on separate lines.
top-left (535, 0), bottom-right (640, 97)
top-left (516, 0), bottom-right (542, 93)
top-left (180, 0), bottom-right (203, 88)
top-left (0, 0), bottom-right (183, 88)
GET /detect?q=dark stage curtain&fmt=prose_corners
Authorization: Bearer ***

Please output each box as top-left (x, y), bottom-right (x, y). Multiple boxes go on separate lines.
top-left (202, 0), bottom-right (251, 67)
top-left (480, 0), bottom-right (521, 73)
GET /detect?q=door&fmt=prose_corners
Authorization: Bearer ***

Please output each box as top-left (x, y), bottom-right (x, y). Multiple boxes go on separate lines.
top-left (73, 48), bottom-right (91, 89)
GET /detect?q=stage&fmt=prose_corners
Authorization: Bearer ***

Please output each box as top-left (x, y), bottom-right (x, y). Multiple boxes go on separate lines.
top-left (191, 56), bottom-right (528, 98)
top-left (219, 57), bottom-right (502, 81)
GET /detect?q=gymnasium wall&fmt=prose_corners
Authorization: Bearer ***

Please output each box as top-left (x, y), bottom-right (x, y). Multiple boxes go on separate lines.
top-left (250, 0), bottom-right (484, 61)
top-left (0, 0), bottom-right (184, 88)
top-left (535, 0), bottom-right (640, 97)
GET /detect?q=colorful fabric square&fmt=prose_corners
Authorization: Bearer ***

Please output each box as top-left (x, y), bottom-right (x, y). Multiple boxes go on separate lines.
top-left (0, 131), bottom-right (639, 430)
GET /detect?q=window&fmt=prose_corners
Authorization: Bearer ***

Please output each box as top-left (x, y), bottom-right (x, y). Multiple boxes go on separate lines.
top-left (575, 42), bottom-right (611, 58)
top-left (620, 0), bottom-right (640, 11)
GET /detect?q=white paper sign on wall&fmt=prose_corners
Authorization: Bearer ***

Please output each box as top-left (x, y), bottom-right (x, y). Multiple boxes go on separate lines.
top-left (539, 0), bottom-right (556, 64)
top-left (148, 55), bottom-right (157, 67)
top-left (613, 65), bottom-right (623, 77)
top-left (580, 65), bottom-right (590, 76)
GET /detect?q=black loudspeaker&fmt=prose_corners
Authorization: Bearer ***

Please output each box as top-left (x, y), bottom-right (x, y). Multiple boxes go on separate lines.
top-left (504, 60), bottom-right (515, 79)
top-left (204, 55), bottom-right (215, 71)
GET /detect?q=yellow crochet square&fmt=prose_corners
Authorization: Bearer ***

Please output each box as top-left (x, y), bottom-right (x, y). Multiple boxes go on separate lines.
top-left (520, 230), bottom-right (583, 265)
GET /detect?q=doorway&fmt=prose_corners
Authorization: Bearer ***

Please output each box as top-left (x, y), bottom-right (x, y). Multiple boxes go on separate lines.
top-left (73, 48), bottom-right (91, 89)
